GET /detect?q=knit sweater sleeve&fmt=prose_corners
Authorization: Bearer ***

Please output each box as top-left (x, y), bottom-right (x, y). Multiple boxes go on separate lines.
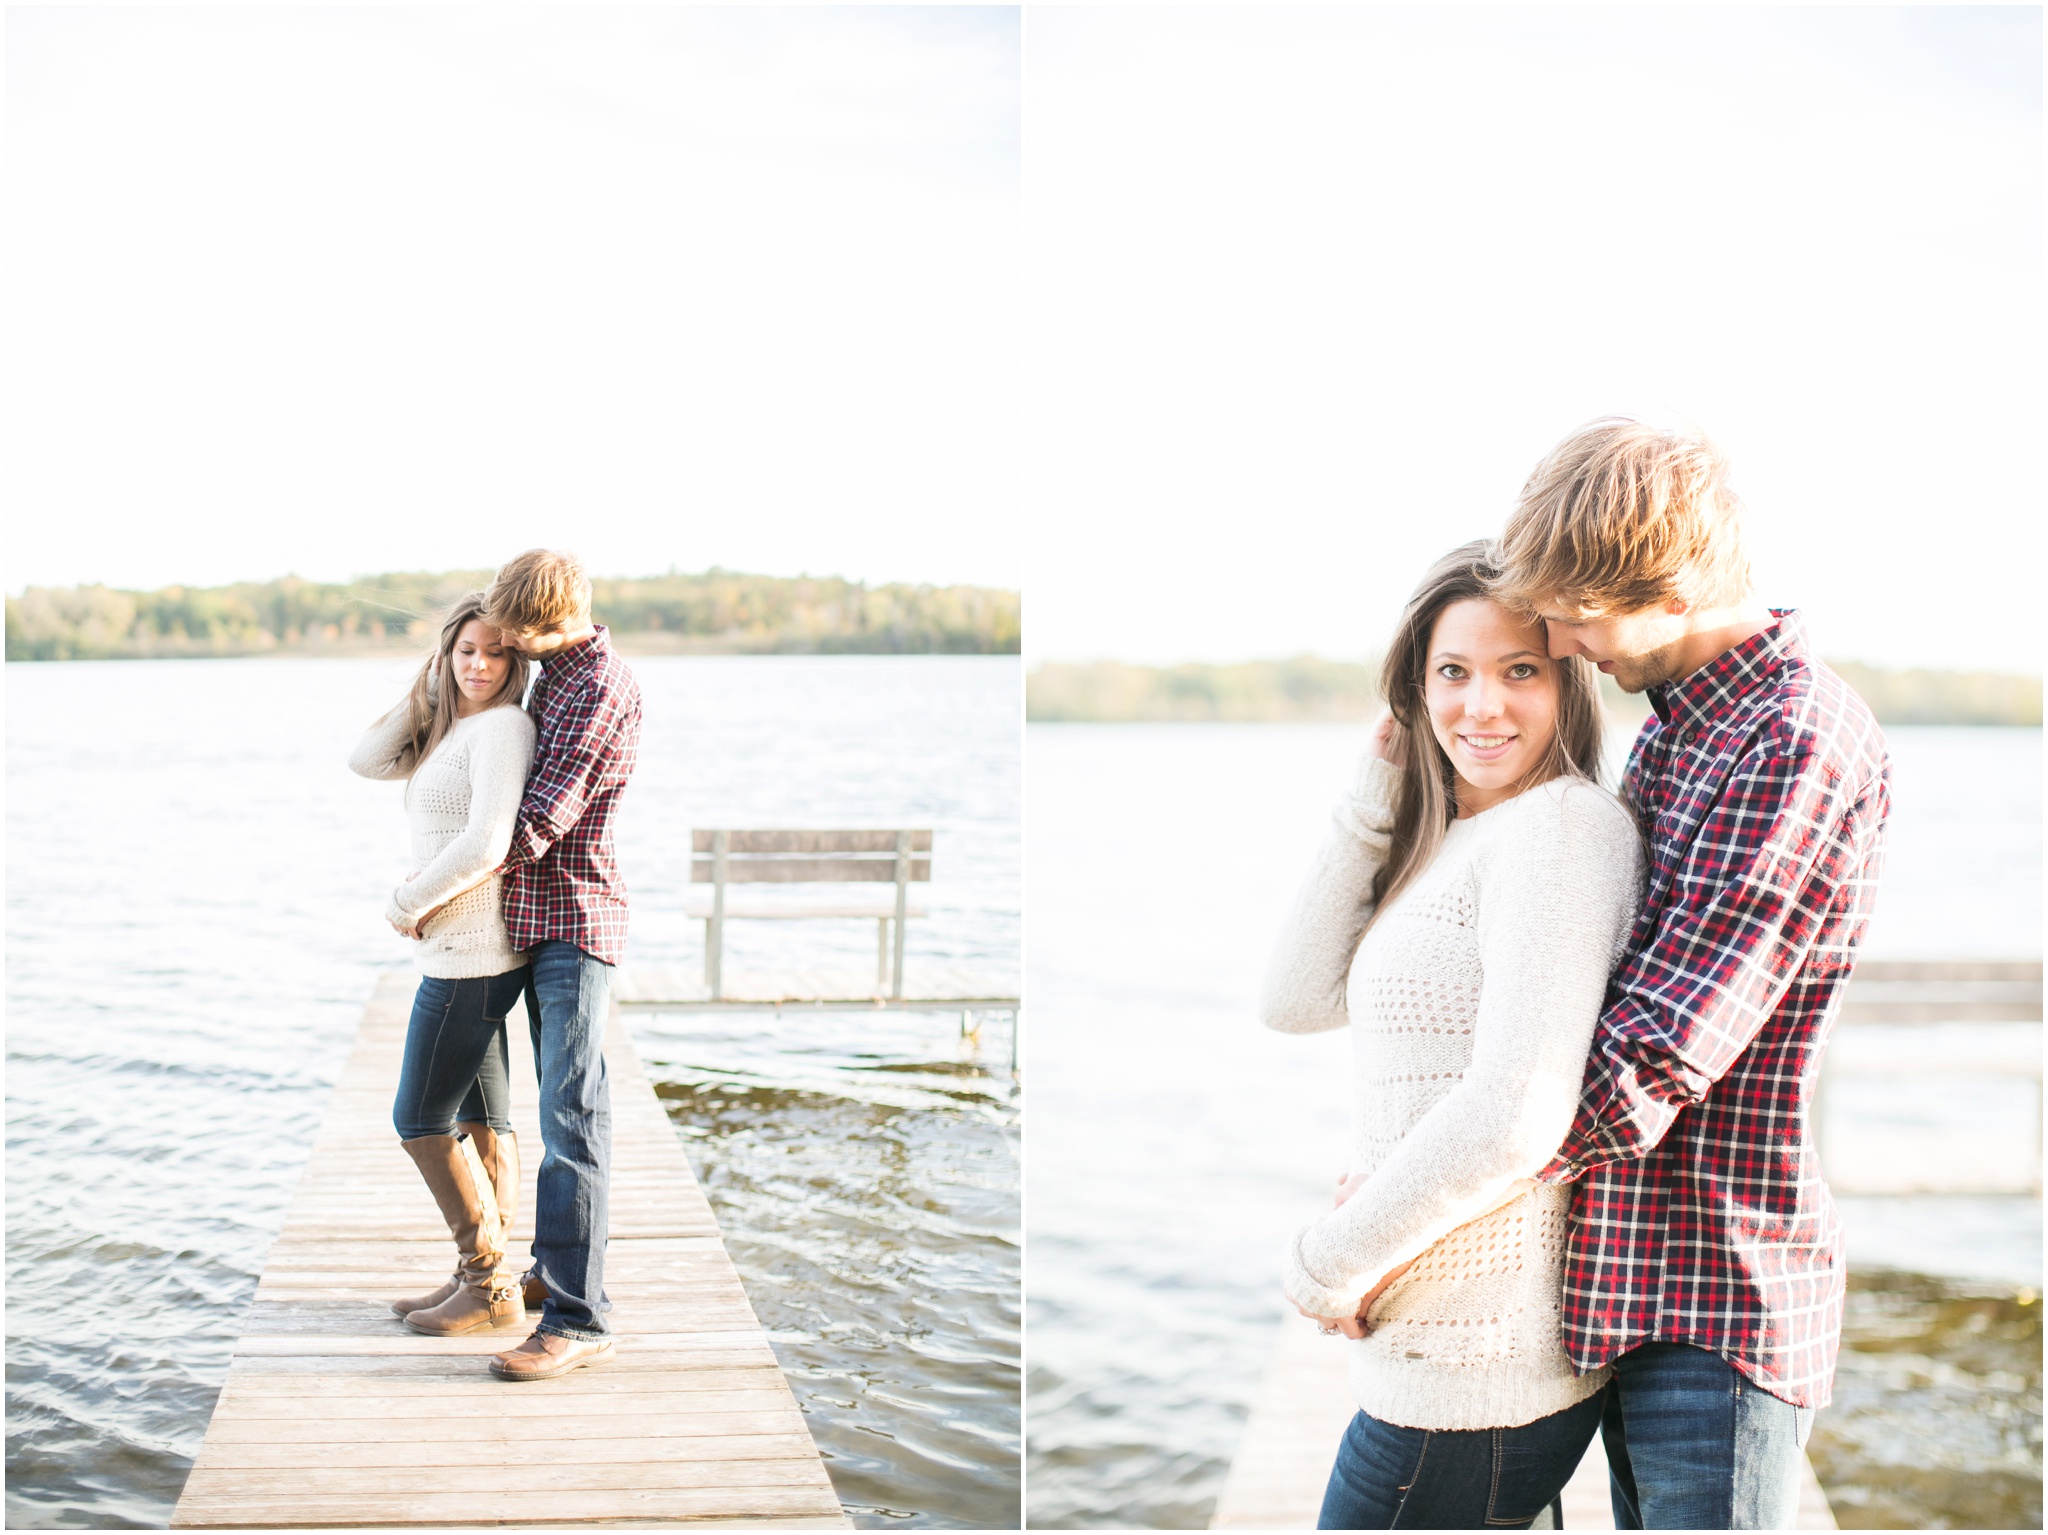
top-left (1259, 754), bottom-right (1401, 1036)
top-left (388, 708), bottom-right (537, 922)
top-left (347, 699), bottom-right (420, 782)
top-left (1281, 780), bottom-right (1642, 1318)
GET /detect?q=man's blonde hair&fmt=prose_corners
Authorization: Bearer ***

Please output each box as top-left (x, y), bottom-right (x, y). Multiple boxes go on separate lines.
top-left (483, 549), bottom-right (592, 635)
top-left (1491, 418), bottom-right (1752, 617)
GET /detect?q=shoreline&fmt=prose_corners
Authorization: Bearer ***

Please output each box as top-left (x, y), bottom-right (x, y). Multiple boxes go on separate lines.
top-left (4, 641), bottom-right (1023, 662)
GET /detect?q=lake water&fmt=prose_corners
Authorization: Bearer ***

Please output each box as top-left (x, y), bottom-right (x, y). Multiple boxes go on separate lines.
top-left (1024, 722), bottom-right (2042, 1530)
top-left (5, 654), bottom-right (1019, 1530)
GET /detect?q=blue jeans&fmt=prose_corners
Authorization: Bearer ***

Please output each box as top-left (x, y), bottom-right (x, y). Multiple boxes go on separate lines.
top-left (522, 940), bottom-right (614, 1340)
top-left (392, 971), bottom-right (523, 1140)
top-left (1317, 1391), bottom-right (1604, 1529)
top-left (1602, 1343), bottom-right (1813, 1530)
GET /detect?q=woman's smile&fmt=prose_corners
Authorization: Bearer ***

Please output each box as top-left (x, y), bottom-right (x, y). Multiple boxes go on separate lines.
top-left (1455, 730), bottom-right (1518, 762)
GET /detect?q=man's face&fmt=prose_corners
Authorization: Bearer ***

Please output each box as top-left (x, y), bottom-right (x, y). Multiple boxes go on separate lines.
top-left (1533, 600), bottom-right (1691, 694)
top-left (508, 627), bottom-right (570, 659)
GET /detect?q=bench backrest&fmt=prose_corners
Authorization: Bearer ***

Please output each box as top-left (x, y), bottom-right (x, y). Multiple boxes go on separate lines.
top-left (690, 829), bottom-right (934, 885)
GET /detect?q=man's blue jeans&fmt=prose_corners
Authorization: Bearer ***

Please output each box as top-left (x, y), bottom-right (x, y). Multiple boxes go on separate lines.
top-left (522, 940), bottom-right (613, 1340)
top-left (1316, 1391), bottom-right (1604, 1529)
top-left (1603, 1343), bottom-right (1814, 1530)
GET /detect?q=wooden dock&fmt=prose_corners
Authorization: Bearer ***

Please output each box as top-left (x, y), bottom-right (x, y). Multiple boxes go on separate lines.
top-left (1819, 959), bottom-right (2043, 1194)
top-left (171, 971), bottom-right (849, 1530)
top-left (614, 963), bottom-right (1018, 1011)
top-left (1211, 1313), bottom-right (1836, 1529)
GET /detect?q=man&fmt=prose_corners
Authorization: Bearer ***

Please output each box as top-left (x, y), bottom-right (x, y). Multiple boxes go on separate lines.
top-left (1489, 418), bottom-right (1891, 1528)
top-left (472, 548), bottom-right (642, 1381)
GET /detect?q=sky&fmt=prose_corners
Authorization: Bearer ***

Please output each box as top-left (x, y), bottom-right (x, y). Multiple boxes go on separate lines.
top-left (5, 7), bottom-right (1020, 594)
top-left (1025, 6), bottom-right (2043, 672)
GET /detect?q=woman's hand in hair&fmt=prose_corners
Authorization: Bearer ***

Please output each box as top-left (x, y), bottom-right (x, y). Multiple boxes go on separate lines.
top-left (1366, 708), bottom-right (1402, 762)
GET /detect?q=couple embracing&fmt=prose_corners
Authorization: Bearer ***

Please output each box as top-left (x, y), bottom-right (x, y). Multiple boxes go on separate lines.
top-left (348, 548), bottom-right (641, 1383)
top-left (1264, 419), bottom-right (1891, 1530)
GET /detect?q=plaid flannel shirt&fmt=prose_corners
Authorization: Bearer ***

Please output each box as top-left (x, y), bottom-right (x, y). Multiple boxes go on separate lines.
top-left (1536, 610), bottom-right (1890, 1409)
top-left (500, 625), bottom-right (642, 966)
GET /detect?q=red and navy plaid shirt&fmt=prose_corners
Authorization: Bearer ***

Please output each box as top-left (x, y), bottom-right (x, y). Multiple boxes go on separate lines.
top-left (501, 625), bottom-right (642, 966)
top-left (1537, 610), bottom-right (1890, 1409)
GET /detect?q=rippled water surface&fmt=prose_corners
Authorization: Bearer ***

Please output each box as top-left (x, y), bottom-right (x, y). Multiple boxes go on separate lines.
top-left (6, 654), bottom-right (1019, 1530)
top-left (637, 1008), bottom-right (1018, 1528)
top-left (1812, 1269), bottom-right (2041, 1530)
top-left (1026, 722), bottom-right (2042, 1530)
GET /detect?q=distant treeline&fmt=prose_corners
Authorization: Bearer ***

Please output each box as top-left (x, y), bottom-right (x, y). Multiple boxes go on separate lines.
top-left (1028, 657), bottom-right (2042, 727)
top-left (6, 569), bottom-right (1021, 661)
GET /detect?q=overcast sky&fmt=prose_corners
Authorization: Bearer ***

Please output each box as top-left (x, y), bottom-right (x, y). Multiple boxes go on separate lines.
top-left (1026, 6), bottom-right (2042, 672)
top-left (6, 7), bottom-right (1020, 594)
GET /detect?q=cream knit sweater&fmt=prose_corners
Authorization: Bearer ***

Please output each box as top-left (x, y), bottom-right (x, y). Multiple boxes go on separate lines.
top-left (1261, 752), bottom-right (1642, 1431)
top-left (349, 700), bottom-right (536, 980)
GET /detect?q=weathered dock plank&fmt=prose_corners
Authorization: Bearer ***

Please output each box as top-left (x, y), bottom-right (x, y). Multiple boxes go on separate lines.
top-left (171, 972), bottom-right (848, 1530)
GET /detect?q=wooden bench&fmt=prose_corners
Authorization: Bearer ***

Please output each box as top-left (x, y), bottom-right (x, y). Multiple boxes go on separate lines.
top-left (685, 830), bottom-right (933, 1002)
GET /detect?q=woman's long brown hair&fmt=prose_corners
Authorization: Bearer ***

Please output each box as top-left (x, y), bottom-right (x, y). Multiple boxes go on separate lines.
top-left (1367, 541), bottom-right (1606, 928)
top-left (380, 593), bottom-right (531, 776)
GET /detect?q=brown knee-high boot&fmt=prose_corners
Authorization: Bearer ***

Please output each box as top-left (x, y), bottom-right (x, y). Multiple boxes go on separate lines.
top-left (389, 1127), bottom-right (519, 1317)
top-left (461, 1123), bottom-right (552, 1309)
top-left (459, 1122), bottom-right (519, 1245)
top-left (397, 1134), bottom-right (524, 1336)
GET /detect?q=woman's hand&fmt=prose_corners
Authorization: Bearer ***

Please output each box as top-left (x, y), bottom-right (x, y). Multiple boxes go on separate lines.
top-left (1365, 707), bottom-right (1402, 762)
top-left (1297, 1170), bottom-right (1415, 1338)
top-left (1295, 1297), bottom-right (1368, 1339)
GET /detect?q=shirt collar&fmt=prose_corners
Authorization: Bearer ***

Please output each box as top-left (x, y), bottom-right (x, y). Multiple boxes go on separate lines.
top-left (1646, 609), bottom-right (1805, 733)
top-left (539, 623), bottom-right (610, 681)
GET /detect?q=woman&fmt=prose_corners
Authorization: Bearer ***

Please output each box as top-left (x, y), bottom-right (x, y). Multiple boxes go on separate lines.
top-left (1260, 541), bottom-right (1643, 1530)
top-left (349, 594), bottom-right (537, 1336)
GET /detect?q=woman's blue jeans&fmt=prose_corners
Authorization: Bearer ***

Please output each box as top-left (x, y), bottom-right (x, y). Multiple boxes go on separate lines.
top-left (392, 970), bottom-right (524, 1140)
top-left (1317, 1391), bottom-right (1604, 1530)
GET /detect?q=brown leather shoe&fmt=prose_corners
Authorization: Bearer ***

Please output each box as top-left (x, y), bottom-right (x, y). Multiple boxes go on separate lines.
top-left (520, 1269), bottom-right (550, 1308)
top-left (489, 1329), bottom-right (616, 1382)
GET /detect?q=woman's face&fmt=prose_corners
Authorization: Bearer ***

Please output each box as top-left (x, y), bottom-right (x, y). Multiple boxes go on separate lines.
top-left (448, 618), bottom-right (514, 708)
top-left (1422, 598), bottom-right (1562, 816)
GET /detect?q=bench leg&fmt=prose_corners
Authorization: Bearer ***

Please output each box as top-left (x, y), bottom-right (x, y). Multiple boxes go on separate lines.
top-left (877, 919), bottom-right (889, 992)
